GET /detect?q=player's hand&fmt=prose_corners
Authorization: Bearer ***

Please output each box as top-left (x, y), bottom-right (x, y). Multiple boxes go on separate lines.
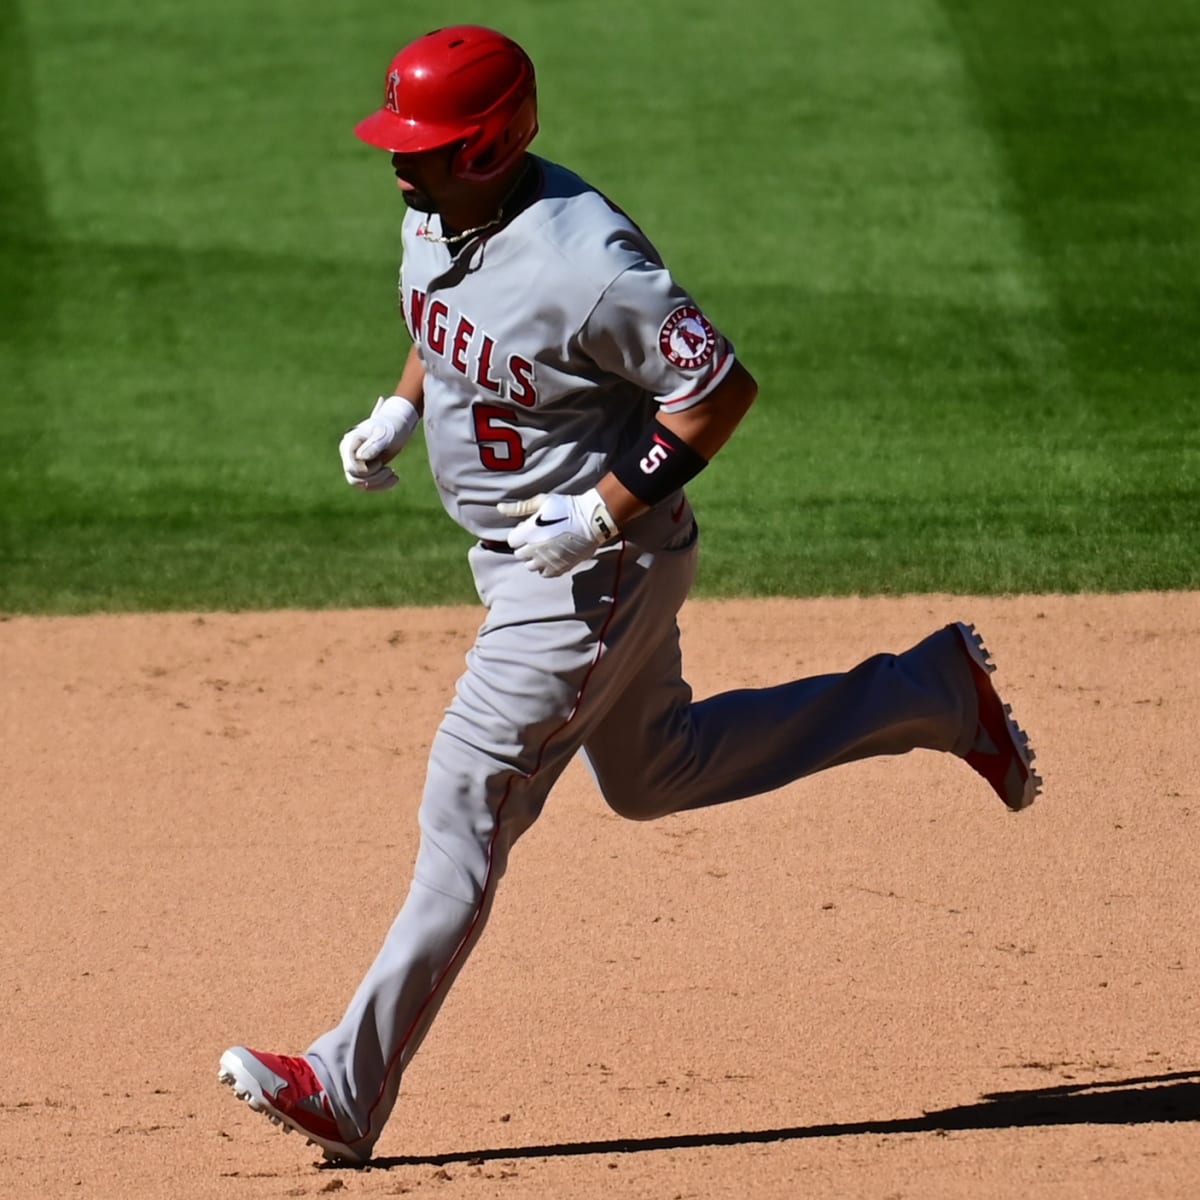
top-left (338, 395), bottom-right (421, 491)
top-left (498, 488), bottom-right (619, 577)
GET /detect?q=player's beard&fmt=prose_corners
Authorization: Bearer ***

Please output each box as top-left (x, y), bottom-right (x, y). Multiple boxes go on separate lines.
top-left (399, 184), bottom-right (437, 214)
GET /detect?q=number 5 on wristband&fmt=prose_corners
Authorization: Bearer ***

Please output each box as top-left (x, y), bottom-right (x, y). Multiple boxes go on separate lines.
top-left (611, 419), bottom-right (708, 507)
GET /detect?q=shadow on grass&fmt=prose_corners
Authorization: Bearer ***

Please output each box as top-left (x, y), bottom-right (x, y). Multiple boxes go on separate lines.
top-left (343, 1071), bottom-right (1200, 1170)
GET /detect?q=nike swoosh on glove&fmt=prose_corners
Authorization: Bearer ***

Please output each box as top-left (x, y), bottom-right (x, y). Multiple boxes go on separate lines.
top-left (497, 488), bottom-right (619, 577)
top-left (339, 395), bottom-right (421, 491)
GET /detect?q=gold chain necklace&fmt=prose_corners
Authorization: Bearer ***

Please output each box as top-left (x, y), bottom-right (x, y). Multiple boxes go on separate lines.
top-left (417, 161), bottom-right (535, 247)
top-left (418, 212), bottom-right (505, 246)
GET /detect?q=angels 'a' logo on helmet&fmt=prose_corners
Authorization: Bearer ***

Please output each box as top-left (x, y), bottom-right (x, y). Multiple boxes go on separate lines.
top-left (385, 69), bottom-right (402, 114)
top-left (658, 306), bottom-right (718, 370)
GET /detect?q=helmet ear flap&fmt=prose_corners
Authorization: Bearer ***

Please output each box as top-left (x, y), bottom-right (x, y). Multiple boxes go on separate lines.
top-left (453, 85), bottom-right (538, 182)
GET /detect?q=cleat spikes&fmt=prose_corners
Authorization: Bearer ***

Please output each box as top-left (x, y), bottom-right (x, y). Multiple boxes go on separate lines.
top-left (952, 621), bottom-right (1041, 811)
top-left (217, 1044), bottom-right (370, 1165)
top-left (962, 623), bottom-right (997, 673)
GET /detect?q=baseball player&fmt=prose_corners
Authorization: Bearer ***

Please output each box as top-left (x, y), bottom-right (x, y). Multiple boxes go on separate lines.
top-left (218, 25), bottom-right (1041, 1164)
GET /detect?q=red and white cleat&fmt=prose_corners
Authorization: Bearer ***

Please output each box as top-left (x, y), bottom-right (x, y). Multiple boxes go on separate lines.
top-left (951, 622), bottom-right (1043, 811)
top-left (218, 1045), bottom-right (369, 1164)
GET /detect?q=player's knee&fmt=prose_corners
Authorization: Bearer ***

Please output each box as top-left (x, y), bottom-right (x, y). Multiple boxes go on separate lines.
top-left (602, 788), bottom-right (674, 822)
top-left (594, 755), bottom-right (696, 821)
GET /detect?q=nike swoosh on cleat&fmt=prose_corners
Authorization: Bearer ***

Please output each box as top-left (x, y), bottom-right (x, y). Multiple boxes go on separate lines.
top-left (249, 1064), bottom-right (291, 1097)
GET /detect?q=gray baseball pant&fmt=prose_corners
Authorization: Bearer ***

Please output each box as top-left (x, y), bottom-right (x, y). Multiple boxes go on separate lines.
top-left (307, 529), bottom-right (976, 1150)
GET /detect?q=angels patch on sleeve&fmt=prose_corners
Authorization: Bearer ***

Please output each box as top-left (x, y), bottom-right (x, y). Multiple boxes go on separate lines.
top-left (576, 262), bottom-right (734, 412)
top-left (658, 306), bottom-right (718, 370)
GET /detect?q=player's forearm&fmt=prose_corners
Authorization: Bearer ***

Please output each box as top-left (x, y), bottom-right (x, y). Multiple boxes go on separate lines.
top-left (658, 359), bottom-right (758, 460)
top-left (597, 360), bottom-right (758, 528)
top-left (393, 344), bottom-right (427, 414)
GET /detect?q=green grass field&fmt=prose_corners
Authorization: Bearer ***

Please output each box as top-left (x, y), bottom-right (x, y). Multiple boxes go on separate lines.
top-left (2, 0), bottom-right (1197, 612)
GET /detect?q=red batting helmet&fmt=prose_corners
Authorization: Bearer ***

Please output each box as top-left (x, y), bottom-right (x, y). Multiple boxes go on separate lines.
top-left (355, 26), bottom-right (538, 182)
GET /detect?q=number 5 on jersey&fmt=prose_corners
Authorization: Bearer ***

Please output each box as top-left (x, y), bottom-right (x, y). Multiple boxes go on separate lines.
top-left (473, 403), bottom-right (525, 471)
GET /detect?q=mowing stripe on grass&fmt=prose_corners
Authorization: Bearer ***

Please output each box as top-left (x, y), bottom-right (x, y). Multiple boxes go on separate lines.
top-left (938, 0), bottom-right (1200, 578)
top-left (687, 0), bottom-right (1082, 595)
top-left (939, 1), bottom-right (1200, 385)
top-left (0, 0), bottom-right (58, 554)
top-left (0, 0), bottom-right (46, 248)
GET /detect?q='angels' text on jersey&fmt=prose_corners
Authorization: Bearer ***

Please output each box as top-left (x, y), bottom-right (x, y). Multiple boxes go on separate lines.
top-left (406, 287), bottom-right (537, 407)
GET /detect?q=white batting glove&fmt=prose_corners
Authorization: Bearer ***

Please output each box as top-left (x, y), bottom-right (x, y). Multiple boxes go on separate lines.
top-left (338, 395), bottom-right (421, 491)
top-left (497, 488), bottom-right (620, 577)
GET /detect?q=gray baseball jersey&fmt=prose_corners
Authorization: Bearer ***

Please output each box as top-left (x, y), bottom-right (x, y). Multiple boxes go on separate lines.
top-left (398, 157), bottom-right (733, 543)
top-left (303, 157), bottom-right (988, 1158)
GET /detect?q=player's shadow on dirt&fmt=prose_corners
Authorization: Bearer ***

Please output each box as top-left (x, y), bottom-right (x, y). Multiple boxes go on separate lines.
top-left (359, 1070), bottom-right (1200, 1170)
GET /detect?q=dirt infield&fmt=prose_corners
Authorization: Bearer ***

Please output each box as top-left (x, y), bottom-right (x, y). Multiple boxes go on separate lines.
top-left (3, 592), bottom-right (1199, 1198)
